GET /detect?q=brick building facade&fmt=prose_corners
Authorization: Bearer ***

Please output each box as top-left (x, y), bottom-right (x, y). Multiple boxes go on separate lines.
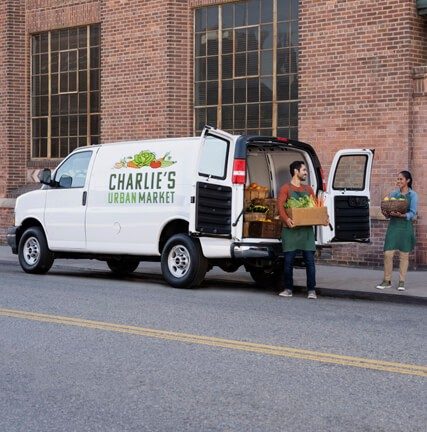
top-left (1, 0), bottom-right (426, 268)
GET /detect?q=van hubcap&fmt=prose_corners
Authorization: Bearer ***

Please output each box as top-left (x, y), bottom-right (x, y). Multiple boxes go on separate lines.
top-left (23, 237), bottom-right (40, 266)
top-left (168, 245), bottom-right (191, 278)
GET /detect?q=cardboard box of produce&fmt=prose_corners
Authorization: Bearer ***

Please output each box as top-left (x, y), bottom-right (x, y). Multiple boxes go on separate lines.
top-left (285, 207), bottom-right (329, 227)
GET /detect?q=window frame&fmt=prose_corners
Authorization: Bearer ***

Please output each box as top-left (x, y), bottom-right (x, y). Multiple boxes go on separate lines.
top-left (198, 133), bottom-right (230, 180)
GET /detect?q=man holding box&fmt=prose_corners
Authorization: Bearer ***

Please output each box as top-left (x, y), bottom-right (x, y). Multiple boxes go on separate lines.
top-left (277, 161), bottom-right (317, 299)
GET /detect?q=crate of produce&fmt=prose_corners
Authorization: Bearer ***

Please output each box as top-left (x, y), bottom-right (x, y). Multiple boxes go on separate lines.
top-left (244, 183), bottom-right (269, 201)
top-left (244, 212), bottom-right (268, 222)
top-left (285, 207), bottom-right (329, 227)
top-left (248, 220), bottom-right (282, 238)
top-left (380, 198), bottom-right (407, 216)
top-left (250, 198), bottom-right (278, 218)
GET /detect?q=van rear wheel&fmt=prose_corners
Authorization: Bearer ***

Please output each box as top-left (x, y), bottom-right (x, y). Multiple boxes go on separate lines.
top-left (107, 258), bottom-right (140, 276)
top-left (18, 227), bottom-right (54, 274)
top-left (161, 234), bottom-right (208, 288)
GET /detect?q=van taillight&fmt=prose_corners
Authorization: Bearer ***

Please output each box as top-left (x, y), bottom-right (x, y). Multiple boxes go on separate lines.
top-left (232, 159), bottom-right (246, 184)
top-left (320, 168), bottom-right (327, 191)
top-left (276, 136), bottom-right (289, 143)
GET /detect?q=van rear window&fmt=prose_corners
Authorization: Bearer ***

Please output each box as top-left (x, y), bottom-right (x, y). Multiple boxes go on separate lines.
top-left (198, 134), bottom-right (229, 180)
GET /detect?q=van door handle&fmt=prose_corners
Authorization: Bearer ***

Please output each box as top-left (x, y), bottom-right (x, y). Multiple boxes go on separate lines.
top-left (82, 191), bottom-right (87, 206)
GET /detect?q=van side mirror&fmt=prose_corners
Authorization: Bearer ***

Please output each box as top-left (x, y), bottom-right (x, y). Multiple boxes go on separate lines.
top-left (38, 168), bottom-right (52, 185)
top-left (58, 174), bottom-right (73, 189)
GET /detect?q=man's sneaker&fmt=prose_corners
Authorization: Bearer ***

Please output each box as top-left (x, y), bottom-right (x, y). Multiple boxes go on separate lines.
top-left (307, 291), bottom-right (317, 299)
top-left (376, 280), bottom-right (391, 290)
top-left (279, 289), bottom-right (293, 297)
top-left (397, 281), bottom-right (406, 291)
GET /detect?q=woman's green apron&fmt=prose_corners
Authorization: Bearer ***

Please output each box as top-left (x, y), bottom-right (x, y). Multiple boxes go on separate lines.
top-left (384, 193), bottom-right (415, 252)
top-left (282, 190), bottom-right (315, 252)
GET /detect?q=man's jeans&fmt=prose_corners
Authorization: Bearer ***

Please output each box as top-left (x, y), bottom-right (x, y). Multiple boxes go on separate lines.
top-left (284, 250), bottom-right (316, 292)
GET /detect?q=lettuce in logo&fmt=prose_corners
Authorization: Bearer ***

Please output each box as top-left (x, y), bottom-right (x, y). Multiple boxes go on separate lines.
top-left (114, 150), bottom-right (176, 169)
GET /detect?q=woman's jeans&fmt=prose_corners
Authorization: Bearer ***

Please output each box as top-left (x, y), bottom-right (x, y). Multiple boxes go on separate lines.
top-left (284, 250), bottom-right (316, 292)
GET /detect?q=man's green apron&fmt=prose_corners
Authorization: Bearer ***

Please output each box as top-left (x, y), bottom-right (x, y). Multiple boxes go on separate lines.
top-left (384, 193), bottom-right (415, 252)
top-left (282, 190), bottom-right (315, 252)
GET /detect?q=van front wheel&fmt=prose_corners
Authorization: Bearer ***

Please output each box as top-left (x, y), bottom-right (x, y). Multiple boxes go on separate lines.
top-left (161, 234), bottom-right (208, 288)
top-left (18, 227), bottom-right (54, 274)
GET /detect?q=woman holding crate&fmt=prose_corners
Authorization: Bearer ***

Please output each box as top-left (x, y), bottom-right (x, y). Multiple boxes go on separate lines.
top-left (376, 171), bottom-right (418, 291)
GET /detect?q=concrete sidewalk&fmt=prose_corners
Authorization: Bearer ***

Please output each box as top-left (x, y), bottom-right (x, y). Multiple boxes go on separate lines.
top-left (0, 246), bottom-right (425, 305)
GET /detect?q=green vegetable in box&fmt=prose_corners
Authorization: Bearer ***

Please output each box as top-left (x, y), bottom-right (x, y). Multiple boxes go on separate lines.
top-left (285, 195), bottom-right (316, 209)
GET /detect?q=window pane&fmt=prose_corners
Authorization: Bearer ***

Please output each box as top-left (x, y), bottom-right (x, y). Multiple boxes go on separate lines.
top-left (79, 93), bottom-right (87, 113)
top-left (206, 107), bottom-right (217, 127)
top-left (69, 51), bottom-right (77, 70)
top-left (78, 27), bottom-right (87, 48)
top-left (60, 116), bottom-right (69, 136)
top-left (207, 31), bottom-right (218, 56)
top-left (234, 105), bottom-right (245, 129)
top-left (51, 31), bottom-right (59, 51)
top-left (222, 80), bottom-right (233, 104)
top-left (247, 78), bottom-right (259, 102)
top-left (195, 57), bottom-right (206, 82)
top-left (206, 6), bottom-right (218, 30)
top-left (277, 48), bottom-right (289, 74)
top-left (277, 75), bottom-right (290, 101)
top-left (222, 30), bottom-right (233, 54)
top-left (51, 116), bottom-right (59, 136)
top-left (40, 54), bottom-right (48, 73)
top-left (69, 115), bottom-right (78, 135)
top-left (51, 138), bottom-right (59, 158)
top-left (69, 28), bottom-right (78, 49)
top-left (195, 8), bottom-right (206, 32)
top-left (291, 0), bottom-right (299, 20)
top-left (194, 82), bottom-right (206, 105)
top-left (222, 105), bottom-right (233, 130)
top-left (60, 94), bottom-right (69, 114)
top-left (247, 27), bottom-right (258, 51)
top-left (260, 50), bottom-right (272, 76)
top-left (290, 49), bottom-right (298, 73)
top-left (90, 115), bottom-right (100, 136)
top-left (60, 52), bottom-right (68, 72)
top-left (234, 78), bottom-right (246, 103)
top-left (69, 94), bottom-right (78, 114)
top-left (290, 101), bottom-right (298, 126)
top-left (60, 73), bottom-right (68, 93)
top-left (90, 69), bottom-right (99, 91)
top-left (235, 53), bottom-right (246, 76)
top-left (51, 95), bottom-right (59, 115)
top-left (195, 108), bottom-right (206, 130)
top-left (260, 103), bottom-right (272, 127)
top-left (222, 4), bottom-right (234, 29)
top-left (40, 96), bottom-right (48, 116)
top-left (260, 77), bottom-right (273, 101)
top-left (235, 28), bottom-right (246, 52)
top-left (207, 56), bottom-right (218, 80)
top-left (32, 55), bottom-right (40, 75)
top-left (90, 25), bottom-right (100, 46)
top-left (60, 29), bottom-right (69, 50)
top-left (278, 103), bottom-right (289, 127)
top-left (51, 52), bottom-right (59, 72)
top-left (79, 49), bottom-right (87, 69)
top-left (40, 33), bottom-right (49, 53)
top-left (290, 75), bottom-right (298, 99)
top-left (199, 135), bottom-right (229, 179)
top-left (260, 24), bottom-right (273, 49)
top-left (222, 54), bottom-right (233, 79)
top-left (90, 91), bottom-right (100, 113)
top-left (234, 3), bottom-right (246, 27)
top-left (79, 115), bottom-right (87, 136)
top-left (248, 0), bottom-right (260, 25)
top-left (90, 47), bottom-right (100, 69)
top-left (260, 0), bottom-right (273, 23)
top-left (32, 35), bottom-right (40, 55)
top-left (247, 104), bottom-right (259, 128)
top-left (207, 81), bottom-right (218, 105)
top-left (278, 1), bottom-right (291, 22)
top-left (69, 71), bottom-right (77, 92)
top-left (195, 33), bottom-right (205, 57)
top-left (291, 21), bottom-right (298, 46)
top-left (247, 51), bottom-right (258, 76)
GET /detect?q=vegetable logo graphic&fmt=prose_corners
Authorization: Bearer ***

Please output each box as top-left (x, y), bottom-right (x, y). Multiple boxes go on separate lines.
top-left (114, 150), bottom-right (176, 169)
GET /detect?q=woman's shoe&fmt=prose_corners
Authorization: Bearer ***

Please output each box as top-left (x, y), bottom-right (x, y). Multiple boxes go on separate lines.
top-left (376, 280), bottom-right (391, 289)
top-left (397, 281), bottom-right (406, 291)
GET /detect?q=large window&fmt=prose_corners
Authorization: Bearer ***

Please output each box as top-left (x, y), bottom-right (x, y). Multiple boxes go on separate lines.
top-left (31, 25), bottom-right (100, 159)
top-left (194, 0), bottom-right (298, 138)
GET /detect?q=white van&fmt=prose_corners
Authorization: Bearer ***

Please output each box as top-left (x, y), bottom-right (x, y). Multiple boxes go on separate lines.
top-left (7, 126), bottom-right (374, 288)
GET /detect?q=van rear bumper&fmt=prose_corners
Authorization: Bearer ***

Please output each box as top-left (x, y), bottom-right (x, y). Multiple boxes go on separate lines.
top-left (231, 241), bottom-right (282, 259)
top-left (6, 226), bottom-right (19, 254)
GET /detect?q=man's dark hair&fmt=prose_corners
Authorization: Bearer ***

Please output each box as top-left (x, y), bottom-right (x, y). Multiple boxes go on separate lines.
top-left (290, 161), bottom-right (305, 177)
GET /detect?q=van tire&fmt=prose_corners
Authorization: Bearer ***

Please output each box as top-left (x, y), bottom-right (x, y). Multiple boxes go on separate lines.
top-left (107, 258), bottom-right (140, 276)
top-left (18, 227), bottom-right (54, 274)
top-left (249, 267), bottom-right (282, 288)
top-left (161, 234), bottom-right (208, 288)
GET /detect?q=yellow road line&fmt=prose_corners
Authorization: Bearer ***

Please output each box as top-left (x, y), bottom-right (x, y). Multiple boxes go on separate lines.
top-left (1, 307), bottom-right (426, 377)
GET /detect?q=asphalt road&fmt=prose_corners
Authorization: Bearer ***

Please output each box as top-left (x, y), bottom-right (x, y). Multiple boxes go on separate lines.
top-left (0, 260), bottom-right (426, 432)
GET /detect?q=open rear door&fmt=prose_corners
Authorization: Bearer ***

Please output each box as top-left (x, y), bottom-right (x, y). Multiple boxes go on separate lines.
top-left (189, 127), bottom-right (234, 238)
top-left (320, 149), bottom-right (374, 244)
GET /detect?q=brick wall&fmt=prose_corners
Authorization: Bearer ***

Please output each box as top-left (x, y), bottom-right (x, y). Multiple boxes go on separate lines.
top-left (299, 0), bottom-right (427, 267)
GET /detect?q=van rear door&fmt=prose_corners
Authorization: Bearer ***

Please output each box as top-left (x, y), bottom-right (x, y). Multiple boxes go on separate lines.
top-left (189, 127), bottom-right (234, 237)
top-left (319, 149), bottom-right (374, 244)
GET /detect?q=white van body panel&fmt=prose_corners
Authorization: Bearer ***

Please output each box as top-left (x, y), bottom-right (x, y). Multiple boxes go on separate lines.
top-left (15, 190), bottom-right (47, 228)
top-left (85, 138), bottom-right (200, 255)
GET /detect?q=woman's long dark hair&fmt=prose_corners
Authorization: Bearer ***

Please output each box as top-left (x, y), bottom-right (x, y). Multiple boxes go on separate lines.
top-left (400, 170), bottom-right (413, 189)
